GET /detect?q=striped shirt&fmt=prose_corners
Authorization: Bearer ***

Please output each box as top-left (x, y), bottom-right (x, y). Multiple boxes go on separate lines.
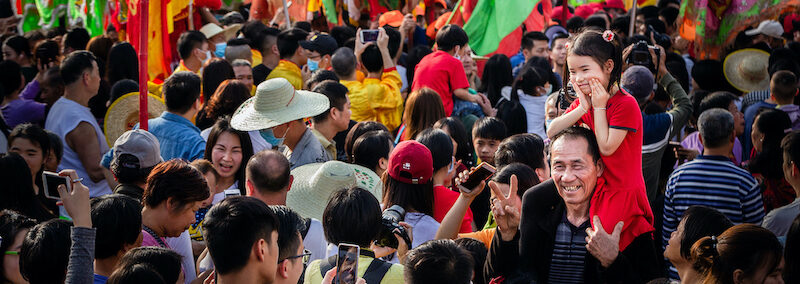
top-left (742, 89), bottom-right (770, 112)
top-left (662, 155), bottom-right (765, 279)
top-left (548, 215), bottom-right (590, 284)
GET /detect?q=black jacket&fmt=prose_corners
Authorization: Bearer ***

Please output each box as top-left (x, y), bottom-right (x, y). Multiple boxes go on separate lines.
top-left (484, 179), bottom-right (664, 283)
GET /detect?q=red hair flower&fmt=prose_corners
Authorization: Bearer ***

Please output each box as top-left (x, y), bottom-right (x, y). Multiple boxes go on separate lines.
top-left (603, 30), bottom-right (615, 42)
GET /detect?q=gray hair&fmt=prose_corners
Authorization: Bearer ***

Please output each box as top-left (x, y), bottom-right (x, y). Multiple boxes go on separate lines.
top-left (231, 59), bottom-right (251, 68)
top-left (698, 108), bottom-right (734, 149)
top-left (331, 47), bottom-right (356, 78)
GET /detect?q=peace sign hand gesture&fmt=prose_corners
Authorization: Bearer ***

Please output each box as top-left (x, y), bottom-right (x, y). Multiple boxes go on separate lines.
top-left (489, 175), bottom-right (521, 242)
top-left (585, 215), bottom-right (623, 268)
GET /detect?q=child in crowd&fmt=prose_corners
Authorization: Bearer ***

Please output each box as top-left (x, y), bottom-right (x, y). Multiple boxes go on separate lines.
top-left (771, 70), bottom-right (800, 130)
top-left (546, 29), bottom-right (654, 251)
top-left (471, 117), bottom-right (508, 166)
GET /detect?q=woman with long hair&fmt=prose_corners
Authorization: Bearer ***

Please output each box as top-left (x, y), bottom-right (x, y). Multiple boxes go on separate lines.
top-left (106, 42), bottom-right (138, 86)
top-left (8, 123), bottom-right (57, 213)
top-left (398, 88), bottom-right (445, 141)
top-left (691, 224), bottom-right (783, 284)
top-left (199, 79), bottom-right (271, 153)
top-left (196, 59), bottom-right (235, 129)
top-left (0, 153), bottom-right (55, 222)
top-left (204, 116), bottom-right (254, 195)
top-left (748, 109), bottom-right (795, 211)
top-left (478, 54), bottom-right (513, 107)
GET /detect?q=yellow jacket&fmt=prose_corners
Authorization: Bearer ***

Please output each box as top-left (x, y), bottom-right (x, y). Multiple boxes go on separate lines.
top-left (341, 70), bottom-right (403, 131)
top-left (267, 60), bottom-right (303, 90)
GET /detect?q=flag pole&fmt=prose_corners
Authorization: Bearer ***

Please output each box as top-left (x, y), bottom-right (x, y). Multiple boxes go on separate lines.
top-left (138, 0), bottom-right (149, 130)
top-left (561, 0), bottom-right (567, 26)
top-left (445, 0), bottom-right (462, 25)
top-left (282, 0), bottom-right (291, 27)
top-left (628, 2), bottom-right (637, 38)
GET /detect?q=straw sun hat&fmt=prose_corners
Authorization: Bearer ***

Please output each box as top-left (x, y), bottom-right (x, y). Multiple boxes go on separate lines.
top-left (723, 48), bottom-right (770, 93)
top-left (103, 92), bottom-right (166, 146)
top-left (286, 161), bottom-right (383, 221)
top-left (231, 78), bottom-right (330, 131)
top-left (200, 23), bottom-right (242, 42)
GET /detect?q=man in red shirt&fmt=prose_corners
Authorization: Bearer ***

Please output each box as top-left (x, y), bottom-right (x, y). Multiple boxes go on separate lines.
top-left (411, 25), bottom-right (487, 116)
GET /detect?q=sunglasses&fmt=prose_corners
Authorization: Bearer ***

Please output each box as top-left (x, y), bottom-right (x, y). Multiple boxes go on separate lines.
top-left (278, 249), bottom-right (312, 265)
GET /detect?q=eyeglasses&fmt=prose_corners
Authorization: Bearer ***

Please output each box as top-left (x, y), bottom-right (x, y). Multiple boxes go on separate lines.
top-left (278, 249), bottom-right (312, 265)
top-left (4, 251), bottom-right (19, 256)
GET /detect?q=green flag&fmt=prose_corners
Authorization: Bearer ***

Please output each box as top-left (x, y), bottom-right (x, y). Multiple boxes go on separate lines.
top-left (463, 0), bottom-right (537, 56)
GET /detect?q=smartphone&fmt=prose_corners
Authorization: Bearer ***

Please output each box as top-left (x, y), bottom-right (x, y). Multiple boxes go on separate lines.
top-left (335, 243), bottom-right (359, 284)
top-left (359, 29), bottom-right (379, 43)
top-left (458, 162), bottom-right (496, 191)
top-left (42, 171), bottom-right (69, 200)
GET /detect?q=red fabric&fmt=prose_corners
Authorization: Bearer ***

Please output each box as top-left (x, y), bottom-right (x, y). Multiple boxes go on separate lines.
top-left (564, 89), bottom-right (654, 250)
top-left (432, 185), bottom-right (474, 234)
top-left (411, 50), bottom-right (470, 116)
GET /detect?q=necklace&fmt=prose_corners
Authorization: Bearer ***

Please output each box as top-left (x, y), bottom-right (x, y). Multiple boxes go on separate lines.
top-left (142, 225), bottom-right (168, 248)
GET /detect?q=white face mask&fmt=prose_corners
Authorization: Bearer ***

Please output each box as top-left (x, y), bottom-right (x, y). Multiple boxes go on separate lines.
top-left (202, 50), bottom-right (212, 64)
top-left (542, 84), bottom-right (553, 96)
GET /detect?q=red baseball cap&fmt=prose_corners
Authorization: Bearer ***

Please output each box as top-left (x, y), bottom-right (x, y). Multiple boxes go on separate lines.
top-left (388, 141), bottom-right (433, 185)
top-left (603, 0), bottom-right (626, 11)
top-left (551, 6), bottom-right (574, 24)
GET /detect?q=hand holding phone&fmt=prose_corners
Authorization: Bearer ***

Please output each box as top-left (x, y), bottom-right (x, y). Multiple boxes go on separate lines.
top-left (456, 162), bottom-right (496, 192)
top-left (359, 29), bottom-right (379, 43)
top-left (335, 244), bottom-right (359, 284)
top-left (42, 171), bottom-right (70, 200)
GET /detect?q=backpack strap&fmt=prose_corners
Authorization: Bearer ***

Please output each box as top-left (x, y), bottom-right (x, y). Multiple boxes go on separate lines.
top-left (300, 218), bottom-right (312, 239)
top-left (319, 255), bottom-right (338, 278)
top-left (319, 249), bottom-right (393, 283)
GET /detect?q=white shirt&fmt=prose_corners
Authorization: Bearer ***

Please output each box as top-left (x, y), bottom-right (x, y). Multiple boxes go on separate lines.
top-left (166, 231), bottom-right (196, 284)
top-left (502, 87), bottom-right (549, 138)
top-left (45, 97), bottom-right (111, 196)
top-left (762, 198), bottom-right (800, 237)
top-left (304, 218), bottom-right (329, 262)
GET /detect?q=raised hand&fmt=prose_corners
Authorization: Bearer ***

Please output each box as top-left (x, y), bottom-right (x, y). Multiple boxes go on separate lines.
top-left (57, 169), bottom-right (92, 228)
top-left (585, 215), bottom-right (623, 268)
top-left (589, 78), bottom-right (610, 109)
top-left (570, 76), bottom-right (592, 113)
top-left (489, 175), bottom-right (521, 241)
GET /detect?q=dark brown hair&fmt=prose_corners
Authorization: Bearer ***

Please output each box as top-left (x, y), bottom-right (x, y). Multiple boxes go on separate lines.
top-left (143, 159), bottom-right (210, 211)
top-left (204, 79), bottom-right (251, 121)
top-left (403, 88), bottom-right (445, 140)
top-left (563, 28), bottom-right (623, 92)
top-left (690, 224), bottom-right (782, 284)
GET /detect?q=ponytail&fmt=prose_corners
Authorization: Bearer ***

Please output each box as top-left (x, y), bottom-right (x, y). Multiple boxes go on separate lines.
top-left (690, 235), bottom-right (719, 274)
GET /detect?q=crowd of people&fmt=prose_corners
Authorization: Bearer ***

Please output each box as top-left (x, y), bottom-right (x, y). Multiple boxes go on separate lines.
top-left (1, 0), bottom-right (800, 283)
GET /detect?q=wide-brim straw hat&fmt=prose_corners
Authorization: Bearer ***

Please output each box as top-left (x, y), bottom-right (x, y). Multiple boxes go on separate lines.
top-left (723, 48), bottom-right (770, 93)
top-left (286, 161), bottom-right (383, 221)
top-left (103, 92), bottom-right (166, 146)
top-left (231, 77), bottom-right (329, 131)
top-left (200, 23), bottom-right (242, 41)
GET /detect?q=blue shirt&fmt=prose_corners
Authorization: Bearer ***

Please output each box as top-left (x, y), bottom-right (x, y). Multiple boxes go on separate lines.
top-left (94, 274), bottom-right (108, 284)
top-left (142, 112), bottom-right (206, 161)
top-left (662, 155), bottom-right (765, 279)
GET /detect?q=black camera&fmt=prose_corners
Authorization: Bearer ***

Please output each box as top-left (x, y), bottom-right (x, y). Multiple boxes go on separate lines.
top-left (627, 40), bottom-right (660, 74)
top-left (375, 205), bottom-right (412, 249)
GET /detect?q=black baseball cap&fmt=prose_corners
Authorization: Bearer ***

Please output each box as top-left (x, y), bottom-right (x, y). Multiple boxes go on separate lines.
top-left (300, 34), bottom-right (338, 56)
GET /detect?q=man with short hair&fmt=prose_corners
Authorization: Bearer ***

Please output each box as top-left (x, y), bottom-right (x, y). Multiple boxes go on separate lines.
top-left (271, 206), bottom-right (310, 284)
top-left (110, 129), bottom-right (164, 201)
top-left (267, 28), bottom-right (310, 90)
top-left (203, 197), bottom-right (280, 284)
top-left (174, 31), bottom-right (210, 74)
top-left (62, 27), bottom-right (90, 55)
top-left (333, 28), bottom-right (403, 131)
top-left (91, 194), bottom-right (144, 283)
top-left (299, 34), bottom-right (337, 72)
top-left (663, 108), bottom-right (765, 262)
top-left (486, 126), bottom-right (662, 283)
top-left (412, 25), bottom-right (486, 117)
top-left (46, 51), bottom-right (115, 197)
top-left (225, 38), bottom-right (254, 63)
top-left (762, 130), bottom-right (800, 236)
top-left (253, 27), bottom-right (281, 85)
top-left (200, 23), bottom-right (237, 59)
top-left (144, 71), bottom-right (206, 161)
top-left (232, 59), bottom-right (255, 94)
top-left (310, 81), bottom-right (351, 159)
top-left (772, 70), bottom-right (800, 129)
top-left (512, 31), bottom-right (550, 77)
top-left (404, 239), bottom-right (473, 284)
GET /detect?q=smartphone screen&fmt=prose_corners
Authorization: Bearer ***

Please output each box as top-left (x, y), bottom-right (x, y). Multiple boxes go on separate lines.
top-left (460, 163), bottom-right (496, 190)
top-left (335, 243), bottom-right (359, 284)
top-left (360, 30), bottom-right (379, 43)
top-left (42, 171), bottom-right (69, 200)
top-left (224, 189), bottom-right (241, 197)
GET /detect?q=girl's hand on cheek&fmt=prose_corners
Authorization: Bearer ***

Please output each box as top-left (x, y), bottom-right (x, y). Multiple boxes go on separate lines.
top-left (571, 77), bottom-right (592, 113)
top-left (590, 78), bottom-right (610, 108)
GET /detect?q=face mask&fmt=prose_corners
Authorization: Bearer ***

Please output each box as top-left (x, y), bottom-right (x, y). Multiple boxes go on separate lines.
top-left (546, 119), bottom-right (554, 129)
top-left (542, 84), bottom-right (553, 96)
top-left (203, 50), bottom-right (212, 64)
top-left (259, 128), bottom-right (285, 147)
top-left (306, 59), bottom-right (320, 72)
top-left (214, 42), bottom-right (227, 58)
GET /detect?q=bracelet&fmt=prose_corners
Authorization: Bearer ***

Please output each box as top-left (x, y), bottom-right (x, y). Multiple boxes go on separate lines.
top-left (594, 107), bottom-right (607, 110)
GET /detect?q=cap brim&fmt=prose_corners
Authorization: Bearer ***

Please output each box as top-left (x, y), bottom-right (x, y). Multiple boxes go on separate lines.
top-left (299, 40), bottom-right (316, 51)
top-left (231, 90), bottom-right (330, 131)
top-left (723, 49), bottom-right (770, 93)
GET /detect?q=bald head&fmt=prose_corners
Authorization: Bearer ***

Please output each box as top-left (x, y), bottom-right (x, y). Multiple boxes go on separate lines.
top-left (246, 150), bottom-right (291, 195)
top-left (331, 47), bottom-right (356, 79)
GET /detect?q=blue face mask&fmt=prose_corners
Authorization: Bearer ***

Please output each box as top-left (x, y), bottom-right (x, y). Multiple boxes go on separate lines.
top-left (214, 42), bottom-right (227, 58)
top-left (306, 59), bottom-right (320, 72)
top-left (259, 128), bottom-right (285, 147)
